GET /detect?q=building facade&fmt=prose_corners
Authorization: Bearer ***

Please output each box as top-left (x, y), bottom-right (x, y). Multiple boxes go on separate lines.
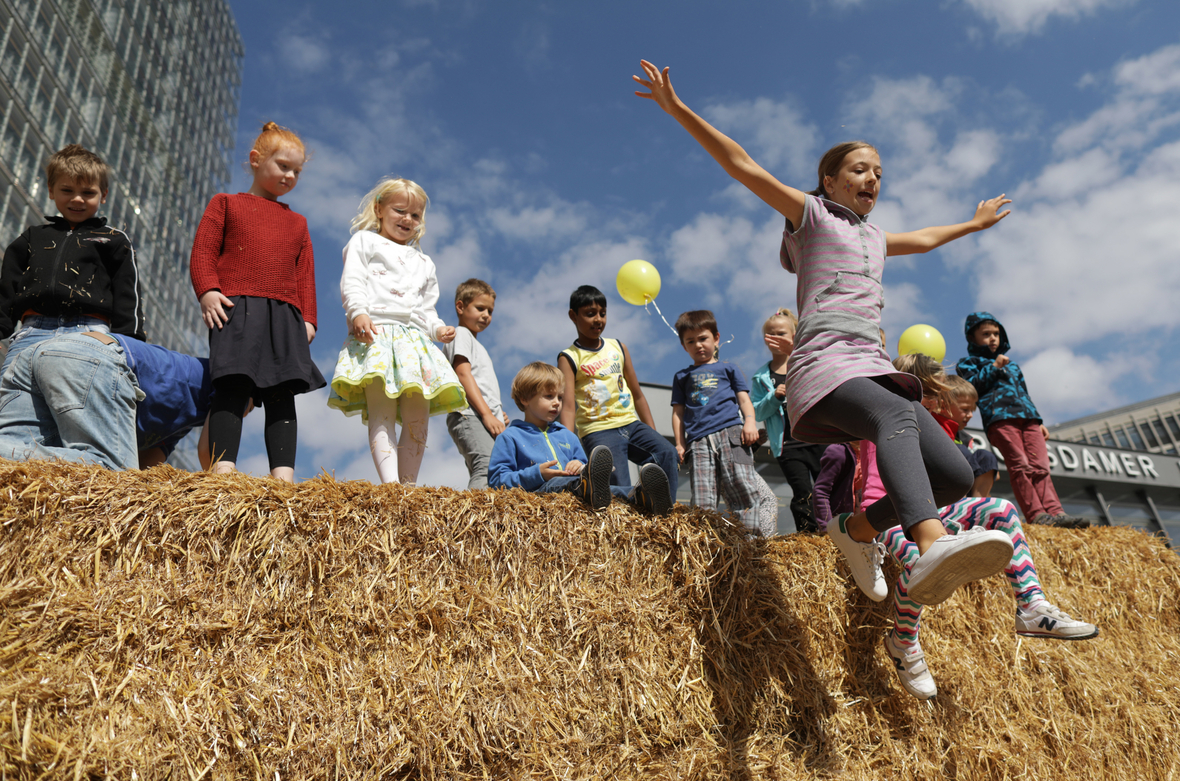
top-left (1049, 391), bottom-right (1180, 457)
top-left (0, 0), bottom-right (243, 466)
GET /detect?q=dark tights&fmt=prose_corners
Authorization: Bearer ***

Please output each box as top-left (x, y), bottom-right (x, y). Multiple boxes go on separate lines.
top-left (208, 375), bottom-right (298, 470)
top-left (805, 377), bottom-right (972, 536)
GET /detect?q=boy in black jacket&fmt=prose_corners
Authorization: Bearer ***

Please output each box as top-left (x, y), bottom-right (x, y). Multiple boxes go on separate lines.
top-left (0, 144), bottom-right (146, 373)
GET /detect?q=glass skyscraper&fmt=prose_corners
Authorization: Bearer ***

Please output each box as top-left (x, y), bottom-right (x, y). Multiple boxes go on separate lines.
top-left (0, 0), bottom-right (242, 467)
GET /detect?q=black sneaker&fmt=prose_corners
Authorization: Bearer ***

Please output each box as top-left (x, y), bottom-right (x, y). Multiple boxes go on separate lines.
top-left (1050, 513), bottom-right (1091, 529)
top-left (578, 446), bottom-right (614, 510)
top-left (634, 463), bottom-right (673, 514)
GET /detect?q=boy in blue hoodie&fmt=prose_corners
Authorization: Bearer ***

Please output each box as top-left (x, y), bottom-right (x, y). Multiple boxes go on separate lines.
top-left (488, 361), bottom-right (672, 513)
top-left (955, 312), bottom-right (1085, 528)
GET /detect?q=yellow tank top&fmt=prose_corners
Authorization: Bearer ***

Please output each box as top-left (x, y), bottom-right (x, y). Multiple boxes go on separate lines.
top-left (560, 338), bottom-right (639, 435)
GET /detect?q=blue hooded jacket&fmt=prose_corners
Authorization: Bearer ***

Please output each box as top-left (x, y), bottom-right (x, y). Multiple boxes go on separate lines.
top-left (488, 419), bottom-right (586, 491)
top-left (954, 311), bottom-right (1041, 429)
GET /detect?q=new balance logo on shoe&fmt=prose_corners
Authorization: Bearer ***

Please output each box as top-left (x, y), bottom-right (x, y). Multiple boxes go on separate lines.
top-left (1039, 617), bottom-right (1058, 632)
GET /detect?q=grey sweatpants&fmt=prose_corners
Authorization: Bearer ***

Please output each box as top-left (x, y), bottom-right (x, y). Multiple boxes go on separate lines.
top-left (805, 377), bottom-right (972, 535)
top-left (446, 412), bottom-right (495, 490)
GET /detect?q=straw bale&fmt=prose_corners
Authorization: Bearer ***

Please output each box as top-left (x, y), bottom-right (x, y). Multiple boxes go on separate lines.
top-left (1, 459), bottom-right (1179, 780)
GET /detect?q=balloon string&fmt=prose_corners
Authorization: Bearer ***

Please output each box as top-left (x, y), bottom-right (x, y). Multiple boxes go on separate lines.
top-left (645, 297), bottom-right (735, 347)
top-left (645, 297), bottom-right (680, 338)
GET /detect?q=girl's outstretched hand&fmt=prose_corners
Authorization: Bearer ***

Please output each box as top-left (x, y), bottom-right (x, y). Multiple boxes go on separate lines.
top-left (973, 194), bottom-right (1013, 230)
top-left (633, 60), bottom-right (680, 114)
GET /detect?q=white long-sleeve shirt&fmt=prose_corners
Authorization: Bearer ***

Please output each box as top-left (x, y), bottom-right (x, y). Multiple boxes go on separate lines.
top-left (339, 231), bottom-right (445, 338)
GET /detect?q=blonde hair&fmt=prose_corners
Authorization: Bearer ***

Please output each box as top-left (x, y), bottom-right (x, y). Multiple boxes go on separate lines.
top-left (46, 144), bottom-right (109, 191)
top-left (350, 177), bottom-right (430, 246)
top-left (511, 362), bottom-right (563, 411)
top-left (944, 374), bottom-right (978, 404)
top-left (456, 278), bottom-right (496, 306)
top-left (251, 121), bottom-right (307, 162)
top-left (893, 353), bottom-right (951, 406)
top-left (762, 307), bottom-right (798, 335)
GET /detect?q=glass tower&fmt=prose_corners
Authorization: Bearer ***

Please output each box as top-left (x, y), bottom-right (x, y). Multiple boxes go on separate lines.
top-left (0, 0), bottom-right (243, 467)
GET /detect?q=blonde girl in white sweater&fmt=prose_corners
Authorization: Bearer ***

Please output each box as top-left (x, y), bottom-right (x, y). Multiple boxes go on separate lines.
top-left (328, 177), bottom-right (467, 484)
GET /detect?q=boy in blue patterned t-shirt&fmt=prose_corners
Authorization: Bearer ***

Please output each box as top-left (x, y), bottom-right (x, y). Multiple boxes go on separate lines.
top-left (671, 310), bottom-right (777, 535)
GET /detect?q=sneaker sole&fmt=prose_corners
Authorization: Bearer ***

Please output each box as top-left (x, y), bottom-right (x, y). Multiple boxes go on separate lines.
top-left (908, 537), bottom-right (1013, 606)
top-left (639, 465), bottom-right (672, 514)
top-left (586, 449), bottom-right (613, 510)
top-left (1017, 626), bottom-right (1100, 640)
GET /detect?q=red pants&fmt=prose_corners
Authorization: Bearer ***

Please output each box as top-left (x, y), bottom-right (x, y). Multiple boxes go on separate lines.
top-left (986, 419), bottom-right (1063, 519)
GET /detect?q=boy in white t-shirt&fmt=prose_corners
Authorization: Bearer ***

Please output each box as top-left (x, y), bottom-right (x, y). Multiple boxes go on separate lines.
top-left (444, 279), bottom-right (509, 489)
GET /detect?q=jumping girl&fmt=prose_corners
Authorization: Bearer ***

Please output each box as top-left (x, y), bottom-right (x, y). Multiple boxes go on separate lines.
top-left (327, 178), bottom-right (466, 485)
top-left (191, 122), bottom-right (324, 482)
top-left (634, 60), bottom-right (1014, 606)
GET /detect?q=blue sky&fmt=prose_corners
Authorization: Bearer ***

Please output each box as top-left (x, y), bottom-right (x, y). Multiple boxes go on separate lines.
top-left (222, 0), bottom-right (1180, 485)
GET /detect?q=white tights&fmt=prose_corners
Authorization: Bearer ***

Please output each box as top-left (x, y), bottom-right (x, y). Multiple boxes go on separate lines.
top-left (365, 383), bottom-right (428, 485)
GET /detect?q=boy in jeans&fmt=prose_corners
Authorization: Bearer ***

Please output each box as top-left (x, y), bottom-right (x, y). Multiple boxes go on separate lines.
top-left (0, 145), bottom-right (146, 375)
top-left (956, 312), bottom-right (1085, 527)
top-left (672, 310), bottom-right (777, 535)
top-left (444, 278), bottom-right (509, 489)
top-left (558, 285), bottom-right (678, 497)
top-left (488, 361), bottom-right (672, 513)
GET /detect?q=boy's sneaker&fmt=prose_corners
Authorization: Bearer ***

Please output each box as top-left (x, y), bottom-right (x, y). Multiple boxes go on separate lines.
top-left (1049, 513), bottom-right (1091, 529)
top-left (633, 463), bottom-right (673, 515)
top-left (885, 633), bottom-right (937, 700)
top-left (826, 513), bottom-right (888, 602)
top-left (1029, 513), bottom-right (1054, 525)
top-left (578, 446), bottom-right (614, 510)
top-left (1015, 603), bottom-right (1099, 640)
top-left (906, 527), bottom-right (1013, 606)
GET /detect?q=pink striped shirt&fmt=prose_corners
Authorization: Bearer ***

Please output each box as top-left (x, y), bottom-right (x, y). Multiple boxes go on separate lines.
top-left (781, 195), bottom-right (921, 443)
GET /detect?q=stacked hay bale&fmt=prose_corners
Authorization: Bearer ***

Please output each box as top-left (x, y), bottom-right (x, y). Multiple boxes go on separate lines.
top-left (1, 460), bottom-right (1178, 779)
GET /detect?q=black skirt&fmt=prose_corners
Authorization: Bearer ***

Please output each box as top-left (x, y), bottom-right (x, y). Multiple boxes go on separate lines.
top-left (208, 296), bottom-right (326, 394)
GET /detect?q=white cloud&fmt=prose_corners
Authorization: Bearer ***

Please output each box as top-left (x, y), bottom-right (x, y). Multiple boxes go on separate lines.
top-left (704, 96), bottom-right (820, 183)
top-left (961, 0), bottom-right (1137, 36)
top-left (666, 213), bottom-right (789, 314)
top-left (282, 33), bottom-right (332, 74)
top-left (1020, 347), bottom-right (1130, 422)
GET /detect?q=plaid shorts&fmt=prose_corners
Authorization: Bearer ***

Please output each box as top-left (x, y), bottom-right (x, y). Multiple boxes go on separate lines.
top-left (688, 424), bottom-right (777, 535)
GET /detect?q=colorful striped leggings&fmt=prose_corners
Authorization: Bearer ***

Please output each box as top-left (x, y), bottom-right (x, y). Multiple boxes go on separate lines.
top-left (879, 496), bottom-right (1046, 648)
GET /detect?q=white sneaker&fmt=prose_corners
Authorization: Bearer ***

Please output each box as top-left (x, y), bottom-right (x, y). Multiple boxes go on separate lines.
top-left (907, 527), bottom-right (1013, 606)
top-left (826, 513), bottom-right (888, 602)
top-left (885, 632), bottom-right (937, 700)
top-left (1015, 603), bottom-right (1099, 640)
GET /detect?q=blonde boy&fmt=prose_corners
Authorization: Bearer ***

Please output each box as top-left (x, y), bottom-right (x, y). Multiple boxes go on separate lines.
top-left (444, 278), bottom-right (509, 488)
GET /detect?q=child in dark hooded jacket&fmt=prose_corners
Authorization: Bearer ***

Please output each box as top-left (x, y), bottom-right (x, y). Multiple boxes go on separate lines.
top-left (955, 312), bottom-right (1084, 527)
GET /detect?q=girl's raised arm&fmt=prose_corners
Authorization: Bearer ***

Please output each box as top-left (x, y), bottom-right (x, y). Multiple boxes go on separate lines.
top-left (634, 60), bottom-right (806, 228)
top-left (885, 195), bottom-right (1012, 256)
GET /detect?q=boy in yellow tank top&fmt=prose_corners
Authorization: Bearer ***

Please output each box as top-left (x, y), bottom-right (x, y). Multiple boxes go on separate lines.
top-left (557, 285), bottom-right (679, 498)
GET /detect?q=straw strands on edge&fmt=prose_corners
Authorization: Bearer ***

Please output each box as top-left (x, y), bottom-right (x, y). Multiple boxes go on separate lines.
top-left (1, 459), bottom-right (1178, 779)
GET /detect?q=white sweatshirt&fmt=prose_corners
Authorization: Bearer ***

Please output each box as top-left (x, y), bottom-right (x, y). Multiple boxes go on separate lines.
top-left (339, 231), bottom-right (445, 339)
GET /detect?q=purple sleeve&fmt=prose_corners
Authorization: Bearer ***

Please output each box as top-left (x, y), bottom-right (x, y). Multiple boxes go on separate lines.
top-left (813, 444), bottom-right (853, 530)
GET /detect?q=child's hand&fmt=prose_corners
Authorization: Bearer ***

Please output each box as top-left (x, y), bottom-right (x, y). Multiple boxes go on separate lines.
top-left (436, 325), bottom-right (456, 343)
top-left (675, 444), bottom-right (685, 464)
top-left (774, 383), bottom-right (787, 399)
top-left (633, 60), bottom-right (681, 115)
top-left (1040, 424), bottom-right (1050, 440)
top-left (564, 459), bottom-right (585, 476)
top-left (482, 412), bottom-right (507, 437)
top-left (351, 314), bottom-right (379, 344)
top-left (539, 460), bottom-right (564, 481)
top-left (199, 291), bottom-right (234, 330)
top-left (741, 419), bottom-right (759, 446)
top-left (764, 332), bottom-right (794, 355)
top-left (972, 194), bottom-right (1012, 231)
top-left (305, 322), bottom-right (316, 344)
top-left (993, 355), bottom-right (1010, 369)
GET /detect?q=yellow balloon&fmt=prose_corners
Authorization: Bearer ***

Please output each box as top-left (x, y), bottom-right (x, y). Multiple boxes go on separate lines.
top-left (616, 260), bottom-right (661, 306)
top-left (897, 324), bottom-right (946, 362)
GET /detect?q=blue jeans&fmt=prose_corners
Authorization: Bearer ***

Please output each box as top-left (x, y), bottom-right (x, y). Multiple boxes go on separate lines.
top-left (536, 474), bottom-right (633, 503)
top-left (0, 315), bottom-right (113, 377)
top-left (581, 421), bottom-right (679, 495)
top-left (0, 332), bottom-right (142, 470)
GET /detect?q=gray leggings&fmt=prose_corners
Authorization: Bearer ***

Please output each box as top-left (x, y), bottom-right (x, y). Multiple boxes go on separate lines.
top-left (806, 377), bottom-right (972, 535)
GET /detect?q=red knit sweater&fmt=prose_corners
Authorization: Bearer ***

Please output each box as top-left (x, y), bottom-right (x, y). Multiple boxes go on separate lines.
top-left (189, 193), bottom-right (317, 327)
